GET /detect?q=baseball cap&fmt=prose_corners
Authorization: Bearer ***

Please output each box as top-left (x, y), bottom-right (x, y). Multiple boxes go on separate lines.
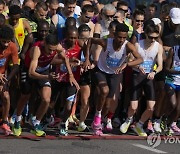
top-left (169, 8), bottom-right (180, 24)
top-left (151, 18), bottom-right (161, 25)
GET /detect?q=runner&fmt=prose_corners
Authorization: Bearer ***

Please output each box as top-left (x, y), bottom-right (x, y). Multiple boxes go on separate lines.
top-left (120, 23), bottom-right (163, 137)
top-left (13, 34), bottom-right (74, 137)
top-left (86, 23), bottom-right (143, 135)
top-left (0, 26), bottom-right (19, 135)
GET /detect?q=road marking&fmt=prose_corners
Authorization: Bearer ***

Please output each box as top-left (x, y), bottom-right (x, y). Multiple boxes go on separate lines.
top-left (132, 144), bottom-right (167, 153)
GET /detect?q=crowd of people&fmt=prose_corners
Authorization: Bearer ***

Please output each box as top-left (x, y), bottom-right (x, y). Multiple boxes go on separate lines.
top-left (0, 0), bottom-right (179, 137)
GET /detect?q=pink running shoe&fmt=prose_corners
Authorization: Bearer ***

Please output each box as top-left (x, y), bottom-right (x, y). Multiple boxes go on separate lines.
top-left (0, 123), bottom-right (13, 135)
top-left (91, 121), bottom-right (103, 136)
top-left (171, 124), bottom-right (180, 136)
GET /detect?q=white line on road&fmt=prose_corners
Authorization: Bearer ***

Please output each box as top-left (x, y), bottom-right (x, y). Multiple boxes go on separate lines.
top-left (132, 144), bottom-right (167, 154)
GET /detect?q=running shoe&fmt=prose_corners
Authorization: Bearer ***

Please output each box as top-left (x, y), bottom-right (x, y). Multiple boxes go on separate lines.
top-left (77, 124), bottom-right (90, 132)
top-left (160, 118), bottom-right (168, 132)
top-left (120, 120), bottom-right (131, 134)
top-left (91, 121), bottom-right (103, 136)
top-left (146, 120), bottom-right (155, 134)
top-left (112, 117), bottom-right (121, 128)
top-left (12, 121), bottom-right (22, 136)
top-left (0, 123), bottom-right (13, 135)
top-left (72, 115), bottom-right (80, 125)
top-left (49, 116), bottom-right (61, 128)
top-left (30, 124), bottom-right (46, 137)
top-left (41, 115), bottom-right (54, 130)
top-left (133, 123), bottom-right (147, 137)
top-left (104, 118), bottom-right (113, 132)
top-left (59, 123), bottom-right (68, 136)
top-left (164, 127), bottom-right (173, 136)
top-left (171, 123), bottom-right (180, 136)
top-left (153, 119), bottom-right (162, 133)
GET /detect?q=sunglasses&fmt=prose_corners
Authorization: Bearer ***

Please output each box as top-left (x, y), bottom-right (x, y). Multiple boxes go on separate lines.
top-left (117, 8), bottom-right (128, 13)
top-left (104, 14), bottom-right (115, 19)
top-left (147, 35), bottom-right (159, 40)
top-left (136, 20), bottom-right (144, 23)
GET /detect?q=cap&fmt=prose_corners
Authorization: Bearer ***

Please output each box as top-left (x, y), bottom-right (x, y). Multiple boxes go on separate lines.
top-left (169, 8), bottom-right (180, 24)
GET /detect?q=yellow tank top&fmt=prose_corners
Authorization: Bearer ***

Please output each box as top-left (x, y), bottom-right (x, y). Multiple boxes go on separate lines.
top-left (14, 18), bottom-right (25, 51)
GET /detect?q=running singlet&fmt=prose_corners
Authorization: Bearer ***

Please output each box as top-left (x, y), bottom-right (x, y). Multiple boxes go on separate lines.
top-left (14, 18), bottom-right (25, 51)
top-left (133, 40), bottom-right (159, 73)
top-left (98, 38), bottom-right (128, 74)
top-left (24, 41), bottom-right (57, 73)
top-left (0, 42), bottom-right (19, 74)
top-left (166, 45), bottom-right (180, 85)
top-left (57, 13), bottom-right (78, 41)
top-left (99, 20), bottom-right (109, 38)
top-left (56, 40), bottom-right (81, 82)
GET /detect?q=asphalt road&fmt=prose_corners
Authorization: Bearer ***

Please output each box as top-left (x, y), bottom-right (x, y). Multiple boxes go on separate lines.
top-left (0, 138), bottom-right (180, 154)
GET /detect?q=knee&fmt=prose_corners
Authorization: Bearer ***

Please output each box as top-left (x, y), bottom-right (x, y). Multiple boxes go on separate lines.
top-left (100, 87), bottom-right (109, 97)
top-left (42, 97), bottom-right (51, 106)
top-left (130, 102), bottom-right (138, 112)
top-left (147, 107), bottom-right (154, 112)
top-left (2, 92), bottom-right (10, 102)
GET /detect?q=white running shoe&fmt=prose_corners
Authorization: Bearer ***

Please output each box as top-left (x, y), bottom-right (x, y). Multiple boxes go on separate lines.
top-left (154, 119), bottom-right (162, 133)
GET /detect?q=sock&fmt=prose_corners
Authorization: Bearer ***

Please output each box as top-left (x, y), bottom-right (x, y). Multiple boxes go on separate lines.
top-left (107, 112), bottom-right (114, 120)
top-left (126, 116), bottom-right (133, 123)
top-left (95, 110), bottom-right (101, 117)
top-left (138, 120), bottom-right (144, 127)
top-left (16, 115), bottom-right (22, 122)
top-left (33, 119), bottom-right (40, 126)
top-left (79, 122), bottom-right (86, 129)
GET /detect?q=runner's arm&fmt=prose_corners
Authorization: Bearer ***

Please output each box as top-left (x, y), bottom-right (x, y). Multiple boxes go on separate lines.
top-left (154, 44), bottom-right (163, 74)
top-left (126, 42), bottom-right (143, 66)
top-left (165, 48), bottom-right (180, 75)
top-left (28, 46), bottom-right (49, 80)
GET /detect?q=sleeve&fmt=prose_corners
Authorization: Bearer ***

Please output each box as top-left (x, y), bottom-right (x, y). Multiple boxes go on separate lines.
top-left (11, 42), bottom-right (19, 65)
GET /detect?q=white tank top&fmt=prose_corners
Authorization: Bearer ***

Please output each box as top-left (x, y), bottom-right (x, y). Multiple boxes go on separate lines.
top-left (76, 18), bottom-right (90, 28)
top-left (99, 20), bottom-right (109, 38)
top-left (166, 45), bottom-right (180, 85)
top-left (133, 40), bottom-right (159, 73)
top-left (98, 38), bottom-right (128, 74)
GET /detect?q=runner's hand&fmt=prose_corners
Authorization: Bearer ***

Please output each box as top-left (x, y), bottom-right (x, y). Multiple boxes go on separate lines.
top-left (48, 72), bottom-right (59, 80)
top-left (147, 72), bottom-right (156, 80)
top-left (69, 74), bottom-right (80, 90)
top-left (70, 57), bottom-right (81, 67)
top-left (0, 74), bottom-right (8, 84)
top-left (138, 66), bottom-right (146, 74)
top-left (82, 59), bottom-right (91, 72)
top-left (115, 63), bottom-right (127, 74)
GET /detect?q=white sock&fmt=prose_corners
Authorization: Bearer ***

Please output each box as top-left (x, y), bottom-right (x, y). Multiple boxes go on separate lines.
top-left (95, 110), bottom-right (101, 117)
top-left (33, 119), bottom-right (40, 126)
top-left (79, 122), bottom-right (86, 128)
top-left (16, 115), bottom-right (22, 122)
top-left (126, 116), bottom-right (133, 123)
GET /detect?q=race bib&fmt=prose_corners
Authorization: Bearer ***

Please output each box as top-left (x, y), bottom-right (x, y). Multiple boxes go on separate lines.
top-left (140, 61), bottom-right (153, 73)
top-left (60, 64), bottom-right (77, 72)
top-left (106, 57), bottom-right (121, 67)
top-left (0, 58), bottom-right (6, 67)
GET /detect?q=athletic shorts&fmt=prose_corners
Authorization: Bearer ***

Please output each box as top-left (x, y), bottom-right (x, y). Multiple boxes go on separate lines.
top-left (51, 81), bottom-right (77, 102)
top-left (79, 70), bottom-right (91, 86)
top-left (20, 66), bottom-right (51, 95)
top-left (94, 67), bottom-right (123, 98)
top-left (131, 71), bottom-right (155, 101)
top-left (165, 83), bottom-right (180, 91)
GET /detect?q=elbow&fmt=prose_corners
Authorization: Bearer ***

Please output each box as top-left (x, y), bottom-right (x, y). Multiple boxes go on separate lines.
top-left (28, 70), bottom-right (34, 78)
top-left (139, 57), bottom-right (143, 64)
